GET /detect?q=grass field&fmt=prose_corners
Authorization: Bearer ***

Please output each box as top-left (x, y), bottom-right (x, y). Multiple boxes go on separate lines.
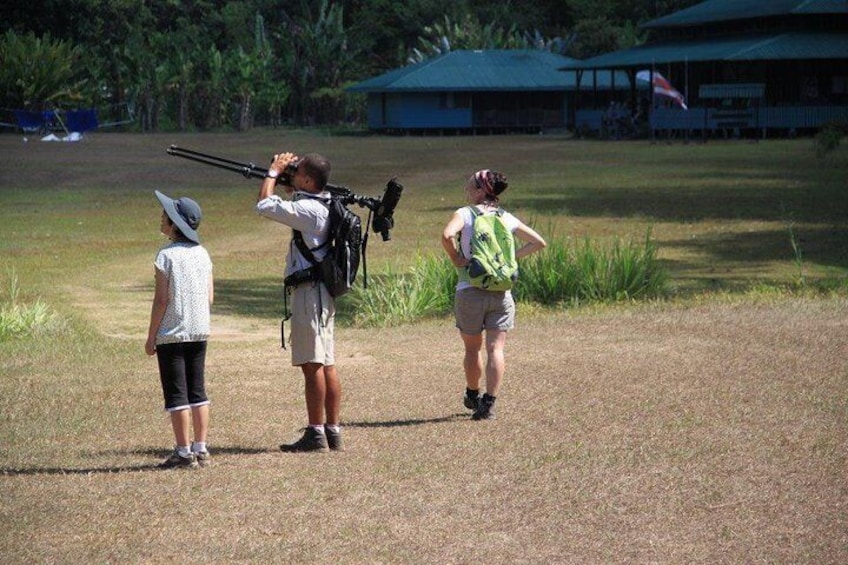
top-left (1, 130), bottom-right (847, 563)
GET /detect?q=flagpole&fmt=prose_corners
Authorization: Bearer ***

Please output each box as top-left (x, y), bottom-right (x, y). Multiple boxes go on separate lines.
top-left (650, 60), bottom-right (656, 143)
top-left (685, 57), bottom-right (690, 143)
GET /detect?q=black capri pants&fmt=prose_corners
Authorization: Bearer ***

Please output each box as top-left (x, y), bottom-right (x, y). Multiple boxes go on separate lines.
top-left (156, 341), bottom-right (209, 412)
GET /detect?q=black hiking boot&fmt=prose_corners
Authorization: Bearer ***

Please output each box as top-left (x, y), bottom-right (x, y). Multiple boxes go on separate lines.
top-left (280, 427), bottom-right (329, 453)
top-left (463, 388), bottom-right (481, 410)
top-left (325, 427), bottom-right (345, 452)
top-left (472, 394), bottom-right (496, 421)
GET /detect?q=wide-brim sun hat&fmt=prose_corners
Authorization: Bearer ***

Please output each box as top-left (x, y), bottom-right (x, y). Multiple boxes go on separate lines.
top-left (155, 190), bottom-right (202, 244)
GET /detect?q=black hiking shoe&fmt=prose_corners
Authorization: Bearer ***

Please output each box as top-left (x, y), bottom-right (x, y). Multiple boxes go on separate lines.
top-left (194, 449), bottom-right (211, 467)
top-left (159, 449), bottom-right (198, 469)
top-left (463, 389), bottom-right (480, 410)
top-left (280, 427), bottom-right (329, 453)
top-left (472, 394), bottom-right (496, 421)
top-left (325, 427), bottom-right (345, 452)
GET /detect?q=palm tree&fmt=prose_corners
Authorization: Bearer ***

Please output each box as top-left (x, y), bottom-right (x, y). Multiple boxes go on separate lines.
top-left (406, 14), bottom-right (572, 64)
top-left (282, 0), bottom-right (357, 124)
top-left (0, 30), bottom-right (87, 110)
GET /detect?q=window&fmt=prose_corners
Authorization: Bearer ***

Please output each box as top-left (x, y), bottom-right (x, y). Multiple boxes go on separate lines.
top-left (440, 92), bottom-right (471, 109)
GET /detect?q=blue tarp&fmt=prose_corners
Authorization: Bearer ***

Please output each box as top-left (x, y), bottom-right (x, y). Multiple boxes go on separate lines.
top-left (65, 109), bottom-right (98, 132)
top-left (13, 108), bottom-right (98, 133)
top-left (14, 110), bottom-right (55, 132)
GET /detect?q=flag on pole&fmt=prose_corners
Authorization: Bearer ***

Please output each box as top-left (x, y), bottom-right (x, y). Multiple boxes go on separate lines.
top-left (636, 70), bottom-right (688, 110)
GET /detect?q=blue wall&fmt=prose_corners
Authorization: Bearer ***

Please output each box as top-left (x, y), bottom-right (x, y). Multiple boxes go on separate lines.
top-left (367, 93), bottom-right (472, 129)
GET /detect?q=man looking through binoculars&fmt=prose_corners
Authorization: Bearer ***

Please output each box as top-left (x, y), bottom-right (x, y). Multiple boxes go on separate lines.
top-left (256, 151), bottom-right (344, 453)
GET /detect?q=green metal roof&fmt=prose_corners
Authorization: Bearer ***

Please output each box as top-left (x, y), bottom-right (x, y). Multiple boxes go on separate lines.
top-left (347, 49), bottom-right (625, 93)
top-left (643, 0), bottom-right (848, 29)
top-left (563, 32), bottom-right (848, 70)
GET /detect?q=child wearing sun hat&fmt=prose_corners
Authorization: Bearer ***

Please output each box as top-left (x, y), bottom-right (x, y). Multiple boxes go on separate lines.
top-left (146, 190), bottom-right (214, 469)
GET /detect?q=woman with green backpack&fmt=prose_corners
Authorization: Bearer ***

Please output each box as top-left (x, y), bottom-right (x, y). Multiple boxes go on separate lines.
top-left (440, 169), bottom-right (547, 420)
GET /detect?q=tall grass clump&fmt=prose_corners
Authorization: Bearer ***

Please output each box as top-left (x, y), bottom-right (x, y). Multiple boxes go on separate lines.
top-left (578, 230), bottom-right (666, 301)
top-left (514, 229), bottom-right (667, 304)
top-left (0, 271), bottom-right (63, 340)
top-left (344, 254), bottom-right (457, 327)
top-left (786, 219), bottom-right (806, 287)
top-left (512, 240), bottom-right (582, 303)
top-left (345, 232), bottom-right (666, 326)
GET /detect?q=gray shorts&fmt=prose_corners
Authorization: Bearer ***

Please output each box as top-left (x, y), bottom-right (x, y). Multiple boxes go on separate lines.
top-left (454, 287), bottom-right (515, 335)
top-left (289, 282), bottom-right (335, 366)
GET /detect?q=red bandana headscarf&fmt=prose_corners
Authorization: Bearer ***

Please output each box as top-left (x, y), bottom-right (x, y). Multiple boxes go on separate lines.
top-left (473, 169), bottom-right (496, 199)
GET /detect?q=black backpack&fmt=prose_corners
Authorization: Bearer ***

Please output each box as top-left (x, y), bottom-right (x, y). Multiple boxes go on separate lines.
top-left (291, 196), bottom-right (362, 297)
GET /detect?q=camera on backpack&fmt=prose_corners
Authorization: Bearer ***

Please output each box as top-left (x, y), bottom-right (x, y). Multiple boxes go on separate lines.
top-left (371, 178), bottom-right (403, 241)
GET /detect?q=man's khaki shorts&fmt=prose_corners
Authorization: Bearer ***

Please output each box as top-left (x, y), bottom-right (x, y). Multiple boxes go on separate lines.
top-left (289, 282), bottom-right (335, 366)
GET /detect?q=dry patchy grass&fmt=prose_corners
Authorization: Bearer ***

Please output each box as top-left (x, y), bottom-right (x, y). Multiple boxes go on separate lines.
top-left (2, 297), bottom-right (847, 564)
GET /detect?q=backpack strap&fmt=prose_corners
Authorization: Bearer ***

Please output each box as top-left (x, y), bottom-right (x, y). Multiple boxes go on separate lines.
top-left (458, 206), bottom-right (477, 258)
top-left (285, 194), bottom-right (331, 290)
top-left (293, 230), bottom-right (326, 266)
top-left (291, 194), bottom-right (332, 267)
top-left (467, 205), bottom-right (504, 218)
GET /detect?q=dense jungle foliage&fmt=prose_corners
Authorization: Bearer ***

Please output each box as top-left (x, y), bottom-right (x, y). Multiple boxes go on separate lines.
top-left (1, 0), bottom-right (700, 131)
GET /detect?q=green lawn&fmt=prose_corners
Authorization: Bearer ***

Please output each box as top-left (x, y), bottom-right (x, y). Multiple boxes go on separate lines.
top-left (2, 130), bottom-right (845, 306)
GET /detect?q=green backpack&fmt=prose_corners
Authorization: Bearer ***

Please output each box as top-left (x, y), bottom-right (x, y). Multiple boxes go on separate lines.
top-left (462, 206), bottom-right (518, 291)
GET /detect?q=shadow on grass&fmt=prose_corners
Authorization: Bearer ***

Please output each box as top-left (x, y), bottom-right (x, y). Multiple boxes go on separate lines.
top-left (213, 277), bottom-right (284, 320)
top-left (344, 413), bottom-right (468, 428)
top-left (212, 277), bottom-right (364, 326)
top-left (0, 445), bottom-right (274, 476)
top-left (117, 446), bottom-right (272, 457)
top-left (665, 226), bottom-right (848, 270)
top-left (503, 185), bottom-right (848, 224)
top-left (1, 465), bottom-right (158, 476)
top-left (427, 188), bottom-right (848, 225)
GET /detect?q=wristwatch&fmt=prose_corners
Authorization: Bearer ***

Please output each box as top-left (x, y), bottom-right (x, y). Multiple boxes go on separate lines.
top-left (267, 169), bottom-right (279, 179)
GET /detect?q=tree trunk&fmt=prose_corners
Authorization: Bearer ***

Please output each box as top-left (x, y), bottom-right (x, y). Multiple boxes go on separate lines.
top-left (179, 86), bottom-right (188, 132)
top-left (238, 94), bottom-right (252, 131)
